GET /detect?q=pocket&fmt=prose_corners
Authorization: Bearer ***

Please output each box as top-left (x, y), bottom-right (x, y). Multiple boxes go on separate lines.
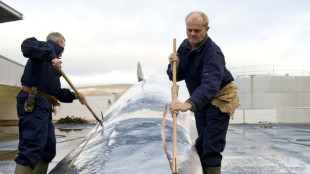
top-left (35, 96), bottom-right (52, 115)
top-left (16, 90), bottom-right (28, 101)
top-left (16, 91), bottom-right (28, 116)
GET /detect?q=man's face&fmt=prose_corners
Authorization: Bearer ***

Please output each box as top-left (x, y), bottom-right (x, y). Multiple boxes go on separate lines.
top-left (58, 40), bottom-right (65, 57)
top-left (186, 16), bottom-right (209, 48)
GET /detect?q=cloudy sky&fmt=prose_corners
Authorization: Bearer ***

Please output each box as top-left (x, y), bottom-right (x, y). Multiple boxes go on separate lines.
top-left (1, 0), bottom-right (310, 87)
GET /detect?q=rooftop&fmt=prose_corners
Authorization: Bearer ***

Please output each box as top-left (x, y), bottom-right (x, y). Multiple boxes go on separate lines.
top-left (0, 1), bottom-right (23, 23)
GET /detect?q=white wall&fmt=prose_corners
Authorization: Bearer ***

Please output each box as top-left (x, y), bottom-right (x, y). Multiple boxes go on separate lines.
top-left (235, 76), bottom-right (310, 109)
top-left (233, 76), bottom-right (310, 124)
top-left (0, 55), bottom-right (24, 120)
top-left (277, 107), bottom-right (310, 124)
top-left (230, 109), bottom-right (277, 124)
top-left (0, 55), bottom-right (24, 86)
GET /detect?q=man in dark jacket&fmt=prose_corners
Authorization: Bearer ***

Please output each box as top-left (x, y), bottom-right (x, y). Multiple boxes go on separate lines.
top-left (167, 11), bottom-right (236, 174)
top-left (14, 32), bottom-right (85, 174)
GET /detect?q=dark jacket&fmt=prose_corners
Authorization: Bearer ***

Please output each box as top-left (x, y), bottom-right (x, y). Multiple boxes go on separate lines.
top-left (167, 36), bottom-right (234, 112)
top-left (21, 37), bottom-right (75, 103)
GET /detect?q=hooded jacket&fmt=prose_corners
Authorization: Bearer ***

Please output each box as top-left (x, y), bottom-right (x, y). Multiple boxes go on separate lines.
top-left (21, 37), bottom-right (75, 103)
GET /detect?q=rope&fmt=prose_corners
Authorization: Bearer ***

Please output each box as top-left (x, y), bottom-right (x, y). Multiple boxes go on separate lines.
top-left (57, 137), bottom-right (84, 143)
top-left (160, 105), bottom-right (173, 172)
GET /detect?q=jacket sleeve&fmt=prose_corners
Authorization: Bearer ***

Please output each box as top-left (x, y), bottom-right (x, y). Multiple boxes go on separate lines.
top-left (166, 64), bottom-right (185, 82)
top-left (21, 37), bottom-right (56, 62)
top-left (166, 44), bottom-right (186, 82)
top-left (188, 52), bottom-right (225, 111)
top-left (56, 88), bottom-right (76, 103)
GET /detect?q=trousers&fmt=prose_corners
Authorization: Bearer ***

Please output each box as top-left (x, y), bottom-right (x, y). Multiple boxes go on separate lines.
top-left (15, 91), bottom-right (56, 168)
top-left (194, 104), bottom-right (230, 167)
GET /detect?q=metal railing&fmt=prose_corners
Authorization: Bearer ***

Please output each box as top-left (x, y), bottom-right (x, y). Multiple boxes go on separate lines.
top-left (229, 65), bottom-right (310, 78)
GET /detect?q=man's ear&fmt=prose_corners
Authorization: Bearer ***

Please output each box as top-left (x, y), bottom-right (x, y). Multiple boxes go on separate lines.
top-left (57, 40), bottom-right (63, 45)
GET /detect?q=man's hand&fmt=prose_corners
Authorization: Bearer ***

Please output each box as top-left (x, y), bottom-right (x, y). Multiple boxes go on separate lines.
top-left (168, 53), bottom-right (180, 70)
top-left (75, 92), bottom-right (86, 105)
top-left (169, 100), bottom-right (192, 112)
top-left (51, 58), bottom-right (61, 70)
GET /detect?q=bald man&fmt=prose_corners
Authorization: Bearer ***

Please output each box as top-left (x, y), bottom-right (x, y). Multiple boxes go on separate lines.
top-left (167, 11), bottom-right (236, 174)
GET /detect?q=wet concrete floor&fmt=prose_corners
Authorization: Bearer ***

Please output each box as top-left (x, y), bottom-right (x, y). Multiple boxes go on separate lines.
top-left (222, 124), bottom-right (310, 174)
top-left (0, 124), bottom-right (309, 174)
top-left (0, 123), bottom-right (95, 174)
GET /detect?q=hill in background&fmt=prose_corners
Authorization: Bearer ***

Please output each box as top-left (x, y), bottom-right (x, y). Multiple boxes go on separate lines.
top-left (77, 84), bottom-right (133, 96)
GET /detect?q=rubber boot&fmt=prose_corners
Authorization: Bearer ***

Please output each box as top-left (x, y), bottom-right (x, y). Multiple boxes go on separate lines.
top-left (14, 163), bottom-right (32, 174)
top-left (32, 159), bottom-right (49, 174)
top-left (203, 166), bottom-right (221, 174)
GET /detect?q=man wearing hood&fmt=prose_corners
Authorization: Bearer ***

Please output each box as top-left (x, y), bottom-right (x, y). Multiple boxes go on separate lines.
top-left (14, 32), bottom-right (85, 174)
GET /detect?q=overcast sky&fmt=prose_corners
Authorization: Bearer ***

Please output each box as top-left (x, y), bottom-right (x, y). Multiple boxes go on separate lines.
top-left (1, 0), bottom-right (310, 87)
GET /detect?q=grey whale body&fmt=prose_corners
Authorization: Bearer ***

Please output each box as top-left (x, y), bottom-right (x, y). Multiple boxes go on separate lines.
top-left (49, 74), bottom-right (202, 174)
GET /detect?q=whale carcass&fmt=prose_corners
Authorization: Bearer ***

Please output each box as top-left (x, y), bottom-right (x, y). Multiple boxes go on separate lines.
top-left (49, 74), bottom-right (202, 174)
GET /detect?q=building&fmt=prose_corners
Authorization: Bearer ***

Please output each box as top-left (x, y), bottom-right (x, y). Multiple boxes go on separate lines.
top-left (0, 1), bottom-right (23, 124)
